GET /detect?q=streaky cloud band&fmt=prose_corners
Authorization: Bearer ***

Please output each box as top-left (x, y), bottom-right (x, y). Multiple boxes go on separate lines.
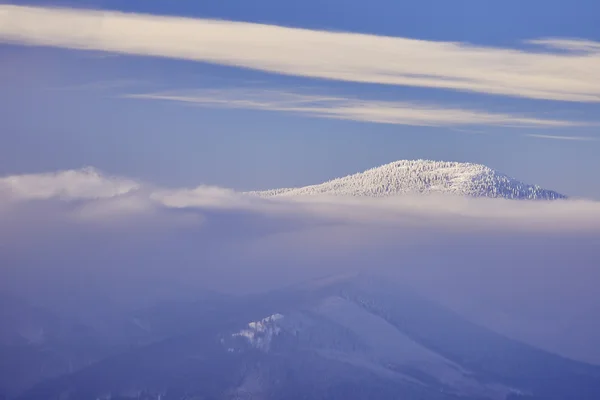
top-left (1, 5), bottom-right (600, 102)
top-left (125, 88), bottom-right (588, 128)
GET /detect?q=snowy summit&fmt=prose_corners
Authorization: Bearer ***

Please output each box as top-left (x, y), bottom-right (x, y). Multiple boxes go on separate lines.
top-left (252, 160), bottom-right (566, 200)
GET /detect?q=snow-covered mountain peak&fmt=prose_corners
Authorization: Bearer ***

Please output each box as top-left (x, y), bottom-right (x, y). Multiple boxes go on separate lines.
top-left (251, 160), bottom-right (566, 200)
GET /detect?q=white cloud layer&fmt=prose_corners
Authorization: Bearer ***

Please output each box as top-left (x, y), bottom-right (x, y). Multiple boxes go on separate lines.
top-left (126, 89), bottom-right (585, 128)
top-left (0, 167), bottom-right (139, 200)
top-left (1, 168), bottom-right (600, 364)
top-left (1, 5), bottom-right (600, 102)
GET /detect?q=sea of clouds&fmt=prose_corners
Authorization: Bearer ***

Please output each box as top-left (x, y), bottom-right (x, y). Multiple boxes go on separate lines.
top-left (1, 168), bottom-right (599, 364)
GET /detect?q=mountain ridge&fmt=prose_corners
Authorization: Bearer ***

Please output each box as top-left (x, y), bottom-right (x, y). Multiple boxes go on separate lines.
top-left (16, 273), bottom-right (600, 400)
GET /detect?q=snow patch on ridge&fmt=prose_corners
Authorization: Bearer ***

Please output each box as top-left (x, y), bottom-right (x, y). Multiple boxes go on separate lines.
top-left (232, 314), bottom-right (284, 352)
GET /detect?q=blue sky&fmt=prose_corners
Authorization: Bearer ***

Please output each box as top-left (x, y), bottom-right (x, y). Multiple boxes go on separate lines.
top-left (1, 0), bottom-right (599, 197)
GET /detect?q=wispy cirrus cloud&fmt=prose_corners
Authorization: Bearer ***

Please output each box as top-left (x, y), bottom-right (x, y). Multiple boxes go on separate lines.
top-left (526, 38), bottom-right (600, 53)
top-left (1, 5), bottom-right (600, 102)
top-left (125, 88), bottom-right (587, 128)
top-left (526, 134), bottom-right (599, 141)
